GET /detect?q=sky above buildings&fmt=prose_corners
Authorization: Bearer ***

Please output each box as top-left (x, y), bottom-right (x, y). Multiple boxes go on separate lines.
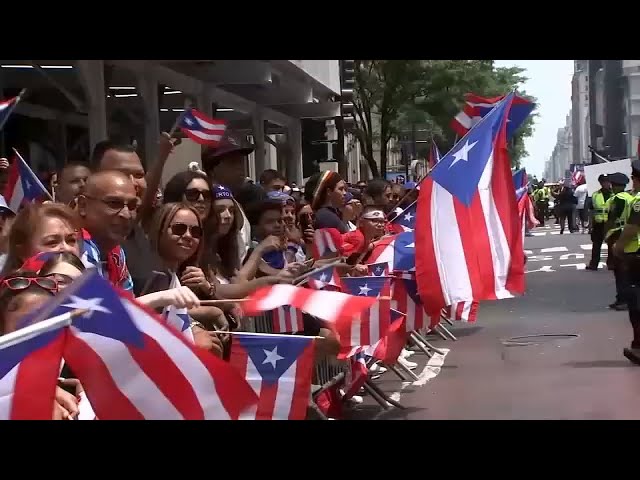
top-left (494, 60), bottom-right (574, 178)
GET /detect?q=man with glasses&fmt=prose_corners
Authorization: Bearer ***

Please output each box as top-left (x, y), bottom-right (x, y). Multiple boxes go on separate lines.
top-left (76, 171), bottom-right (139, 292)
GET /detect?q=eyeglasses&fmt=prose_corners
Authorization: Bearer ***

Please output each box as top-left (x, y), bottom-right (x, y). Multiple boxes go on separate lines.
top-left (85, 195), bottom-right (140, 214)
top-left (169, 223), bottom-right (203, 239)
top-left (184, 188), bottom-right (212, 202)
top-left (1, 276), bottom-right (59, 292)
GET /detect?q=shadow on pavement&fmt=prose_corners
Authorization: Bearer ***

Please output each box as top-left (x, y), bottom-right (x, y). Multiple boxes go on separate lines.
top-left (563, 360), bottom-right (636, 369)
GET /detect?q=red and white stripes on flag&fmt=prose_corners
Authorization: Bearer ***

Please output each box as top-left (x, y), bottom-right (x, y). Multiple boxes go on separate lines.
top-left (178, 108), bottom-right (227, 146)
top-left (271, 306), bottom-right (304, 334)
top-left (442, 301), bottom-right (479, 323)
top-left (312, 228), bottom-right (342, 259)
top-left (242, 284), bottom-right (377, 325)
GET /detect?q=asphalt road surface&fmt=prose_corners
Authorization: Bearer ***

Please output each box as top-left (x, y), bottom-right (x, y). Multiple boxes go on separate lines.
top-left (348, 222), bottom-right (640, 420)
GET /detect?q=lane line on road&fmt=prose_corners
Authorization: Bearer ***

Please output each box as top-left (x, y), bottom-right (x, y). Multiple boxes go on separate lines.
top-left (540, 246), bottom-right (568, 253)
top-left (581, 244), bottom-right (607, 250)
top-left (387, 348), bottom-right (450, 404)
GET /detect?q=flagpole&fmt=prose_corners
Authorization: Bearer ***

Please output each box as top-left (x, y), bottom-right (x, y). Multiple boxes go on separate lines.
top-left (0, 308), bottom-right (87, 351)
top-left (167, 99), bottom-right (192, 138)
top-left (387, 92), bottom-right (516, 217)
top-left (12, 147), bottom-right (54, 201)
top-left (0, 88), bottom-right (27, 134)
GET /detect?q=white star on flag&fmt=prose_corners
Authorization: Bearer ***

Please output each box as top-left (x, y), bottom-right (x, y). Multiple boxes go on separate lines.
top-left (185, 118), bottom-right (194, 126)
top-left (404, 212), bottom-right (414, 222)
top-left (319, 273), bottom-right (328, 282)
top-left (449, 140), bottom-right (478, 168)
top-left (405, 242), bottom-right (415, 248)
top-left (24, 179), bottom-right (31, 190)
top-left (62, 296), bottom-right (112, 318)
top-left (358, 284), bottom-right (372, 296)
top-left (375, 267), bottom-right (382, 274)
top-left (262, 346), bottom-right (284, 368)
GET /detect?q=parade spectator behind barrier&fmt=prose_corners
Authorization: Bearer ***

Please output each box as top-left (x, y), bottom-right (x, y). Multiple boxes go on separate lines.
top-left (163, 171), bottom-right (212, 223)
top-left (76, 171), bottom-right (138, 292)
top-left (0, 195), bottom-right (16, 272)
top-left (0, 270), bottom-right (80, 420)
top-left (349, 205), bottom-right (387, 275)
top-left (202, 134), bottom-right (255, 263)
top-left (55, 163), bottom-right (91, 207)
top-left (1, 203), bottom-right (81, 277)
top-left (341, 192), bottom-right (360, 232)
top-left (364, 178), bottom-right (393, 213)
top-left (92, 135), bottom-right (175, 295)
top-left (201, 186), bottom-right (285, 310)
top-left (267, 190), bottom-right (312, 261)
top-left (245, 199), bottom-right (305, 278)
top-left (259, 169), bottom-right (287, 192)
top-left (147, 202), bottom-right (223, 356)
top-left (304, 171), bottom-right (348, 233)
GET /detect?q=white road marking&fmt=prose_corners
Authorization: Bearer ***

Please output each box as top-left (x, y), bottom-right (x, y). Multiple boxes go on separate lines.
top-left (550, 231), bottom-right (561, 235)
top-left (524, 250), bottom-right (533, 255)
top-left (559, 253), bottom-right (584, 260)
top-left (531, 232), bottom-right (546, 236)
top-left (541, 246), bottom-right (568, 253)
top-left (387, 348), bottom-right (450, 403)
top-left (528, 255), bottom-right (553, 262)
top-left (581, 244), bottom-right (607, 250)
top-left (561, 262), bottom-right (586, 270)
top-left (525, 265), bottom-right (555, 273)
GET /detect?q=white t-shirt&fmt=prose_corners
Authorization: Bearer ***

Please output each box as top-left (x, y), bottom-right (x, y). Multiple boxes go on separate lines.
top-left (574, 184), bottom-right (589, 209)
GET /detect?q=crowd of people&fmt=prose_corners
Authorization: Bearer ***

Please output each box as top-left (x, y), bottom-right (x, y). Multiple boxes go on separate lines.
top-left (529, 165), bottom-right (640, 365)
top-left (0, 131), bottom-right (420, 419)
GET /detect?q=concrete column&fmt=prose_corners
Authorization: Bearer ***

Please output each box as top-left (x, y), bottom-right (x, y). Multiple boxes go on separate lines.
top-left (76, 60), bottom-right (108, 153)
top-left (136, 64), bottom-right (160, 167)
top-left (252, 108), bottom-right (266, 175)
top-left (197, 88), bottom-right (214, 118)
top-left (287, 120), bottom-right (303, 184)
top-left (265, 134), bottom-right (278, 170)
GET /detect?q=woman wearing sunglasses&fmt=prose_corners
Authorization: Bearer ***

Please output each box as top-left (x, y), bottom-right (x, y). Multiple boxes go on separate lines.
top-left (147, 203), bottom-right (224, 356)
top-left (163, 171), bottom-right (212, 222)
top-left (0, 270), bottom-right (86, 419)
top-left (0, 203), bottom-right (82, 277)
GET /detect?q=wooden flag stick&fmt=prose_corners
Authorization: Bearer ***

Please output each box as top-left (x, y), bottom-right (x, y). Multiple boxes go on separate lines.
top-left (167, 99), bottom-right (192, 138)
top-left (209, 330), bottom-right (323, 340)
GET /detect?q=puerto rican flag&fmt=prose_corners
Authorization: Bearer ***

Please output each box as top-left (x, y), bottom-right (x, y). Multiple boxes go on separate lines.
top-left (367, 262), bottom-right (389, 277)
top-left (366, 231), bottom-right (416, 273)
top-left (33, 270), bottom-right (258, 420)
top-left (416, 93), bottom-right (525, 317)
top-left (306, 266), bottom-right (342, 291)
top-left (3, 154), bottom-right (49, 212)
top-left (230, 333), bottom-right (315, 420)
top-left (0, 318), bottom-right (67, 420)
top-left (242, 284), bottom-right (376, 326)
top-left (272, 305), bottom-right (304, 334)
top-left (311, 228), bottom-right (342, 259)
top-left (391, 275), bottom-right (431, 331)
top-left (388, 201), bottom-right (417, 234)
top-left (513, 168), bottom-right (538, 230)
top-left (442, 301), bottom-right (479, 323)
top-left (451, 93), bottom-right (535, 140)
top-left (0, 96), bottom-right (18, 130)
top-left (179, 108), bottom-right (227, 146)
top-left (163, 273), bottom-right (195, 343)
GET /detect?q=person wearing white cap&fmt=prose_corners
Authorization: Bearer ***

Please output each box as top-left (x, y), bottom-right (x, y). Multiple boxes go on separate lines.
top-left (0, 194), bottom-right (16, 272)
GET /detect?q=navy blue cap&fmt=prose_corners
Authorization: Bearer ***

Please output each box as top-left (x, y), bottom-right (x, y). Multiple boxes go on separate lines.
top-left (608, 172), bottom-right (630, 186)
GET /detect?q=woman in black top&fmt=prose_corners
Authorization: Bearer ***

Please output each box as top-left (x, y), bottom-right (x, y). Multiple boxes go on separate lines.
top-left (555, 183), bottom-right (577, 234)
top-left (303, 171), bottom-right (348, 233)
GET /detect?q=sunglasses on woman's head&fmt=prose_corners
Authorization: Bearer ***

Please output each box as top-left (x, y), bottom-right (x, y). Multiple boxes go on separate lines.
top-left (184, 188), bottom-right (212, 202)
top-left (1, 276), bottom-right (58, 293)
top-left (169, 223), bottom-right (203, 239)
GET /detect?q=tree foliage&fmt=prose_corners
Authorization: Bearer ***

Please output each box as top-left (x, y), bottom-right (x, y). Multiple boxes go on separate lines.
top-left (351, 60), bottom-right (538, 177)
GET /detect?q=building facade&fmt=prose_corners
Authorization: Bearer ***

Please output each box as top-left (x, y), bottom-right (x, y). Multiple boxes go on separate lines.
top-left (544, 111), bottom-right (573, 182)
top-left (571, 60), bottom-right (590, 165)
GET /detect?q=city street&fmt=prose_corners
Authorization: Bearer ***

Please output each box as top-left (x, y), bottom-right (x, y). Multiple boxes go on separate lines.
top-left (349, 223), bottom-right (640, 420)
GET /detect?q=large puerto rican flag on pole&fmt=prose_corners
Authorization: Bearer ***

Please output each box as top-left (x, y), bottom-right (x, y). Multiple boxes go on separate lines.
top-left (451, 93), bottom-right (535, 140)
top-left (416, 92), bottom-right (525, 316)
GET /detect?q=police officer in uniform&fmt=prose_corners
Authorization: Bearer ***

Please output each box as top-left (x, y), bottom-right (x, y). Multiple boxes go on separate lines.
top-left (586, 174), bottom-right (612, 270)
top-left (613, 161), bottom-right (640, 364)
top-left (604, 172), bottom-right (634, 310)
top-left (533, 180), bottom-right (550, 226)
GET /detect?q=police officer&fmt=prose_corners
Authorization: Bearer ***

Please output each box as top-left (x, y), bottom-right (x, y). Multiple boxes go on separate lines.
top-left (613, 160), bottom-right (640, 364)
top-left (586, 174), bottom-right (612, 270)
top-left (533, 180), bottom-right (550, 226)
top-left (604, 172), bottom-right (634, 310)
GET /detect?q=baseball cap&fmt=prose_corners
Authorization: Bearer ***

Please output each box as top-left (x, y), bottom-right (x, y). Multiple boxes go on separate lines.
top-left (201, 133), bottom-right (254, 168)
top-left (266, 190), bottom-right (295, 204)
top-left (597, 174), bottom-right (609, 182)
